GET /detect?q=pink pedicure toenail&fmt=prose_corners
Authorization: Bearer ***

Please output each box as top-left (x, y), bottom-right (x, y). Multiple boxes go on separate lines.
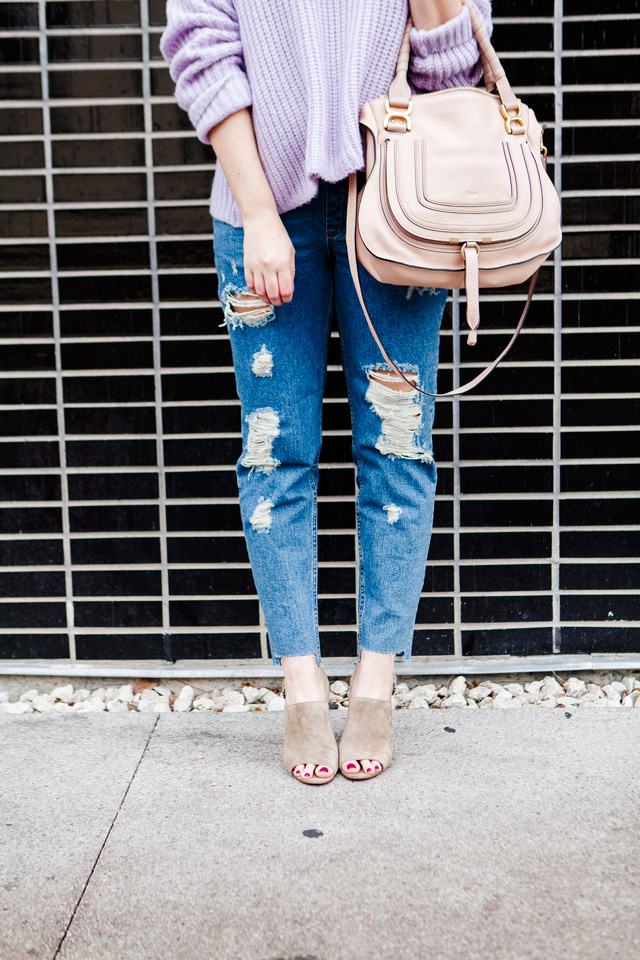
top-left (347, 763), bottom-right (357, 770)
top-left (318, 768), bottom-right (328, 773)
top-left (304, 772), bottom-right (311, 777)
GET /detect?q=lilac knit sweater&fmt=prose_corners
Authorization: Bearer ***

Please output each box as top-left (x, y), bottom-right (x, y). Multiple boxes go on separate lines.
top-left (160, 0), bottom-right (492, 228)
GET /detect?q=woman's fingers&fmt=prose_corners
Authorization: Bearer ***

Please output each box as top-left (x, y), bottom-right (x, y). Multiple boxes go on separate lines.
top-left (252, 273), bottom-right (267, 301)
top-left (278, 268), bottom-right (294, 304)
top-left (264, 273), bottom-right (283, 306)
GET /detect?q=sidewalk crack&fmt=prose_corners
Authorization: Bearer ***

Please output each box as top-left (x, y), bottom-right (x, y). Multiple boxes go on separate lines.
top-left (52, 715), bottom-right (160, 959)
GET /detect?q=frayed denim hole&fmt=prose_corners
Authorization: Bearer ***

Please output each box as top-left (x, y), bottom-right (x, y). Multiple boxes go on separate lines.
top-left (220, 283), bottom-right (275, 330)
top-left (364, 365), bottom-right (433, 463)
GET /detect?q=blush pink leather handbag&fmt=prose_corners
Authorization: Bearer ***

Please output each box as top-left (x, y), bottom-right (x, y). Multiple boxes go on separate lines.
top-left (346, 0), bottom-right (562, 397)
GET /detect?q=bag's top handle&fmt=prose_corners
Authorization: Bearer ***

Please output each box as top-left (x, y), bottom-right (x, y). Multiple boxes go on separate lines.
top-left (389, 0), bottom-right (520, 115)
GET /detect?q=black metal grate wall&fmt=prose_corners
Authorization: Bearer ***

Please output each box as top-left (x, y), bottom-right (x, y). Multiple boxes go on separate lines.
top-left (0, 0), bottom-right (638, 665)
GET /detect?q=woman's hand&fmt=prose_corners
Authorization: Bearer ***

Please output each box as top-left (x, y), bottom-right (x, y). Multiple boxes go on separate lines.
top-left (242, 210), bottom-right (296, 307)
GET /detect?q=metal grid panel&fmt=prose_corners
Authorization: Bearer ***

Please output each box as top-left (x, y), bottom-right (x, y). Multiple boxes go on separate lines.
top-left (0, 0), bottom-right (638, 664)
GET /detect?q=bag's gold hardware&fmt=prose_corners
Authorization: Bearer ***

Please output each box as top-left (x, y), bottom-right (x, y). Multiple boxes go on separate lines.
top-left (460, 241), bottom-right (479, 261)
top-left (383, 97), bottom-right (413, 131)
top-left (540, 126), bottom-right (548, 158)
top-left (482, 236), bottom-right (493, 243)
top-left (500, 102), bottom-right (526, 135)
top-left (449, 237), bottom-right (461, 244)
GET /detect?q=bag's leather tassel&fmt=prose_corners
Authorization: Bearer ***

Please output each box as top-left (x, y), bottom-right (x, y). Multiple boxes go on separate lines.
top-left (462, 242), bottom-right (480, 346)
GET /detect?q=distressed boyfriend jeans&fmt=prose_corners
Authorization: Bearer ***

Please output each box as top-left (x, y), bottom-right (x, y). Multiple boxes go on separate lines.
top-left (212, 173), bottom-right (447, 665)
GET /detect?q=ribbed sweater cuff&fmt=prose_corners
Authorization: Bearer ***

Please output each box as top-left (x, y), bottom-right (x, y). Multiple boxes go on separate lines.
top-left (193, 72), bottom-right (253, 146)
top-left (409, 2), bottom-right (488, 90)
top-left (410, 4), bottom-right (474, 56)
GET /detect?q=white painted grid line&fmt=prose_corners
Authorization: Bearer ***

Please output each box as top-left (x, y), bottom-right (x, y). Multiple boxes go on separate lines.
top-left (37, 0), bottom-right (74, 660)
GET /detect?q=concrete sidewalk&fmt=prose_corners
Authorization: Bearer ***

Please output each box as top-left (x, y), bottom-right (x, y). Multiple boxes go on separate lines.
top-left (1, 711), bottom-right (638, 960)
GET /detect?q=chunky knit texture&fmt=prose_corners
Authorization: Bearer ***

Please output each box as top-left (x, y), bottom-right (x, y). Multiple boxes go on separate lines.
top-left (160, 0), bottom-right (492, 227)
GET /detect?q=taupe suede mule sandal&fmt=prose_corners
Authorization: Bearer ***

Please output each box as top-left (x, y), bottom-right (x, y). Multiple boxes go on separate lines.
top-left (283, 669), bottom-right (338, 785)
top-left (339, 675), bottom-right (396, 781)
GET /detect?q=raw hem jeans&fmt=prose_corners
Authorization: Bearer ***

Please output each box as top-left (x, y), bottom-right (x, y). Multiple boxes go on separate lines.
top-left (212, 173), bottom-right (447, 666)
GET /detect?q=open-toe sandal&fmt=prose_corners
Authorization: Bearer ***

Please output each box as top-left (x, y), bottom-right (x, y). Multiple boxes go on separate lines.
top-left (339, 674), bottom-right (396, 781)
top-left (283, 669), bottom-right (338, 785)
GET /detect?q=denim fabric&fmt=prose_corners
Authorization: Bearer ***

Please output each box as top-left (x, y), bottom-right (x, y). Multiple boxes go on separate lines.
top-left (212, 174), bottom-right (447, 665)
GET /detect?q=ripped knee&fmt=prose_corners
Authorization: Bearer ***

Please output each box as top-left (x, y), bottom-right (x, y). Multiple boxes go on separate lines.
top-left (221, 285), bottom-right (275, 330)
top-left (365, 366), bottom-right (433, 463)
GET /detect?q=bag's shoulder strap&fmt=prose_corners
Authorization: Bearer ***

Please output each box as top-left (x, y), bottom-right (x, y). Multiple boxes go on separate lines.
top-left (389, 0), bottom-right (520, 115)
top-left (345, 172), bottom-right (537, 399)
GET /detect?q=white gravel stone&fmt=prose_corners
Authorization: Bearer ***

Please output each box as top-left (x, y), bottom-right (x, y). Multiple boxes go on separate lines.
top-left (540, 676), bottom-right (564, 698)
top-left (488, 682), bottom-right (507, 694)
top-left (465, 697), bottom-right (479, 708)
top-left (137, 698), bottom-right (170, 713)
top-left (173, 685), bottom-right (195, 711)
top-left (211, 689), bottom-right (245, 710)
top-left (72, 689), bottom-right (92, 702)
top-left (564, 677), bottom-right (587, 698)
top-left (514, 694), bottom-right (533, 706)
top-left (53, 701), bottom-right (77, 713)
top-left (634, 698), bottom-right (640, 708)
top-left (467, 685), bottom-right (492, 701)
top-left (266, 696), bottom-right (285, 711)
top-left (503, 683), bottom-right (525, 696)
top-left (115, 684), bottom-right (134, 703)
top-left (524, 680), bottom-right (542, 695)
top-left (409, 684), bottom-right (438, 704)
top-left (106, 700), bottom-right (130, 712)
top-left (50, 684), bottom-right (75, 702)
top-left (242, 684), bottom-right (269, 703)
top-left (394, 682), bottom-right (410, 697)
top-left (222, 703), bottom-right (251, 712)
top-left (602, 684), bottom-right (622, 702)
top-left (609, 681), bottom-right (626, 696)
top-left (408, 696), bottom-right (430, 710)
top-left (555, 696), bottom-right (583, 707)
top-left (621, 677), bottom-right (638, 693)
top-left (587, 683), bottom-right (605, 698)
top-left (448, 676), bottom-right (467, 696)
top-left (139, 688), bottom-right (162, 701)
top-left (192, 696), bottom-right (215, 711)
top-left (88, 688), bottom-right (106, 703)
top-left (32, 695), bottom-right (56, 712)
top-left (478, 698), bottom-right (494, 709)
top-left (0, 701), bottom-right (32, 713)
top-left (441, 693), bottom-right (467, 708)
top-left (494, 696), bottom-right (521, 709)
top-left (18, 689), bottom-right (39, 702)
top-left (0, 690), bottom-right (8, 702)
top-left (330, 680), bottom-right (349, 697)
